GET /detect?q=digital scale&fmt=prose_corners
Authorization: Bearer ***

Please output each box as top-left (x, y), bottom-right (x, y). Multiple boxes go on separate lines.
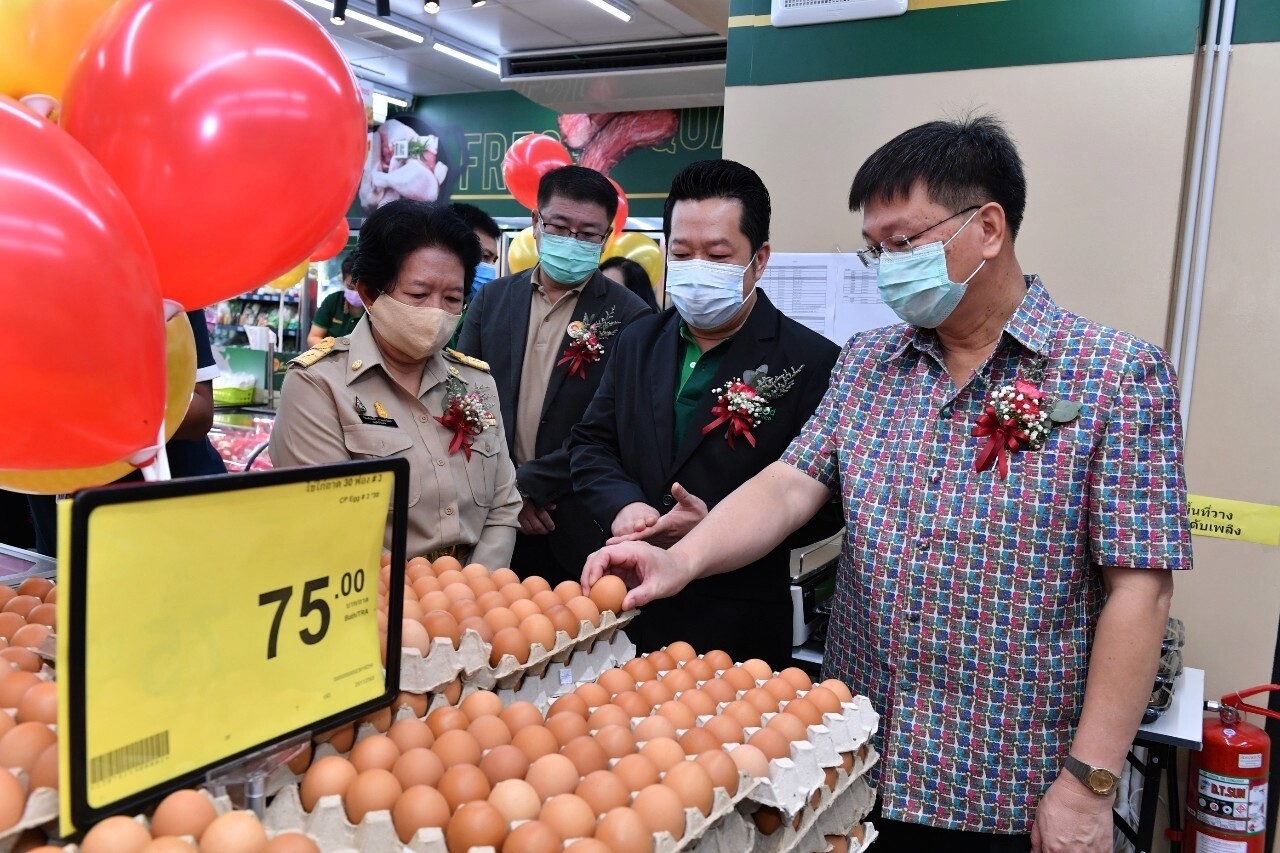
top-left (0, 542), bottom-right (57, 588)
top-left (789, 533), bottom-right (840, 648)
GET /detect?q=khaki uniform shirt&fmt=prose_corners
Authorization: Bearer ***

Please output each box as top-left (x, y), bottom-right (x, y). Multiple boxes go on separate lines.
top-left (269, 318), bottom-right (522, 567)
top-left (514, 266), bottom-right (583, 465)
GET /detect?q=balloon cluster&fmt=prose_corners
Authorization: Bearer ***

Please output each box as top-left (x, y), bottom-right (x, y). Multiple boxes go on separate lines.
top-left (501, 134), bottom-right (662, 296)
top-left (0, 0), bottom-right (366, 492)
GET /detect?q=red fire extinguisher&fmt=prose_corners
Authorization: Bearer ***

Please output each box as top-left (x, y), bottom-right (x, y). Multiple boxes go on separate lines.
top-left (1185, 684), bottom-right (1280, 852)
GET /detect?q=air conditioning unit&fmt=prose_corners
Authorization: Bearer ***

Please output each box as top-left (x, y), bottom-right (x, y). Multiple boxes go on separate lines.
top-left (771, 0), bottom-right (907, 28)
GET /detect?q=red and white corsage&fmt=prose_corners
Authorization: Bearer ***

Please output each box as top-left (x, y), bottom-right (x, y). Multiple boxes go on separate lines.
top-left (557, 308), bottom-right (620, 379)
top-left (701, 364), bottom-right (802, 449)
top-left (971, 378), bottom-right (1079, 479)
top-left (435, 374), bottom-right (496, 460)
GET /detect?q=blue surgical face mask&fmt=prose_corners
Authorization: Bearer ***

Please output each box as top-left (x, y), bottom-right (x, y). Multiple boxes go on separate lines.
top-left (472, 262), bottom-right (497, 293)
top-left (665, 256), bottom-right (756, 329)
top-left (875, 209), bottom-right (985, 328)
top-left (537, 230), bottom-right (603, 286)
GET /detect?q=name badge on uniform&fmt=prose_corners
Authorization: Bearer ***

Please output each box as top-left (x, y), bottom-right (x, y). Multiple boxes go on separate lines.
top-left (355, 396), bottom-right (398, 427)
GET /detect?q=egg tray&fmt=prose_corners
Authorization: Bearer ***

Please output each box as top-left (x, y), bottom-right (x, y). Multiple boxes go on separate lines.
top-left (732, 768), bottom-right (877, 853)
top-left (0, 773), bottom-right (58, 853)
top-left (641, 761), bottom-right (760, 853)
top-left (397, 609), bottom-right (637, 694)
top-left (491, 629), bottom-right (637, 712)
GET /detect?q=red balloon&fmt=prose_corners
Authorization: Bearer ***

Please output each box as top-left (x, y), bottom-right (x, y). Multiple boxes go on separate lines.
top-left (0, 96), bottom-right (165, 469)
top-left (502, 134), bottom-right (572, 210)
top-left (61, 0), bottom-right (366, 310)
top-left (608, 178), bottom-right (629, 237)
top-left (310, 219), bottom-right (350, 262)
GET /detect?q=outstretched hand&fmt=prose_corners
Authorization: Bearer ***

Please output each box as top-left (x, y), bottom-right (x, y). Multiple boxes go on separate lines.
top-left (581, 540), bottom-right (696, 611)
top-left (606, 482), bottom-right (708, 548)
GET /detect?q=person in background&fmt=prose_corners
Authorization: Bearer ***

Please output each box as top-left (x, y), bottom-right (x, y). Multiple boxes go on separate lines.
top-left (600, 256), bottom-right (659, 311)
top-left (307, 254), bottom-right (364, 347)
top-left (456, 165), bottom-right (652, 583)
top-left (582, 116), bottom-right (1190, 851)
top-left (27, 309), bottom-right (228, 555)
top-left (271, 200), bottom-right (522, 567)
top-left (571, 160), bottom-right (841, 667)
top-left (450, 202), bottom-right (501, 303)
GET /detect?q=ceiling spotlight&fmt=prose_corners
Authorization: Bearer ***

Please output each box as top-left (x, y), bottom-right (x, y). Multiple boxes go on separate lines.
top-left (424, 0), bottom-right (440, 11)
top-left (331, 0), bottom-right (347, 23)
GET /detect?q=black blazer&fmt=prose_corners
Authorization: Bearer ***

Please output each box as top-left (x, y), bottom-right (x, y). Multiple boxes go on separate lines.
top-left (569, 291), bottom-right (842, 667)
top-left (456, 269), bottom-right (651, 563)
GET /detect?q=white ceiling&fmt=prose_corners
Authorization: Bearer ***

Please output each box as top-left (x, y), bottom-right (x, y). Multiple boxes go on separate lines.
top-left (291, 0), bottom-right (726, 97)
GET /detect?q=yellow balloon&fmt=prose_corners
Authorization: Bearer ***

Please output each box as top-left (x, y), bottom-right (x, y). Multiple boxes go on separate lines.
top-left (0, 0), bottom-right (117, 99)
top-left (0, 311), bottom-right (197, 494)
top-left (266, 259), bottom-right (310, 291)
top-left (603, 232), bottom-right (663, 292)
top-left (507, 226), bottom-right (538, 275)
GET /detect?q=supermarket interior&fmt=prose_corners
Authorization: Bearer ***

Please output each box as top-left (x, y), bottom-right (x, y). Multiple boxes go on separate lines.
top-left (0, 0), bottom-right (1278, 851)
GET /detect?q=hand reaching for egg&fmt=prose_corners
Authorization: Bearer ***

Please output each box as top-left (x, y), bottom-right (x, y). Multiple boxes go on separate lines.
top-left (606, 483), bottom-right (708, 548)
top-left (580, 542), bottom-right (695, 611)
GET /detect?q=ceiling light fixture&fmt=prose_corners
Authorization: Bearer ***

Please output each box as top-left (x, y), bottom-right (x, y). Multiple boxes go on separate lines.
top-left (331, 0), bottom-right (347, 24)
top-left (581, 0), bottom-right (633, 22)
top-left (300, 0), bottom-right (426, 42)
top-left (424, 0), bottom-right (440, 12)
top-left (432, 39), bottom-right (500, 74)
top-left (471, 0), bottom-right (487, 7)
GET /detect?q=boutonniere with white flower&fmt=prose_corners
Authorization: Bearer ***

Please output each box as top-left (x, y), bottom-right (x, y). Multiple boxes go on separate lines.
top-left (435, 374), bottom-right (496, 460)
top-left (701, 364), bottom-right (803, 449)
top-left (557, 308), bottom-right (621, 378)
top-left (971, 376), bottom-right (1080, 479)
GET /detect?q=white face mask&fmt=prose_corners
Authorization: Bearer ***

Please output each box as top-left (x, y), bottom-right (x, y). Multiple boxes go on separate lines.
top-left (366, 295), bottom-right (457, 361)
top-left (664, 256), bottom-right (756, 329)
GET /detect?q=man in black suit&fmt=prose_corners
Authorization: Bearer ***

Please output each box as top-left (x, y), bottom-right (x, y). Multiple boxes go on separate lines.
top-left (569, 160), bottom-right (841, 667)
top-left (457, 166), bottom-right (651, 582)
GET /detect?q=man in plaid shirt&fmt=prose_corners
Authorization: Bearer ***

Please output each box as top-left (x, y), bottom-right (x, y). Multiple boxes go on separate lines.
top-left (586, 115), bottom-right (1192, 852)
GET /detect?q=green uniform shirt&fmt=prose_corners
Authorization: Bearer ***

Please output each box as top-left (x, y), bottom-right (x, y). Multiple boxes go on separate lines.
top-left (312, 291), bottom-right (363, 339)
top-left (673, 322), bottom-right (733, 449)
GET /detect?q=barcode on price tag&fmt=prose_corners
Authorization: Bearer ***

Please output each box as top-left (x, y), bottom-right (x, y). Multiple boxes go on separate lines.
top-left (90, 731), bottom-right (171, 785)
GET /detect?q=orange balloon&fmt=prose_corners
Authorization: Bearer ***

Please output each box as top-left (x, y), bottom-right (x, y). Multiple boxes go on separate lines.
top-left (0, 0), bottom-right (117, 99)
top-left (507, 227), bottom-right (538, 275)
top-left (0, 311), bottom-right (196, 494)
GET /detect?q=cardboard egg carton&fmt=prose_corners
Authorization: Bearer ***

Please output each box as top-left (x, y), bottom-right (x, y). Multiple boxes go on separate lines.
top-left (0, 770), bottom-right (58, 853)
top-left (648, 764), bottom-right (761, 853)
top-left (495, 630), bottom-right (637, 711)
top-left (734, 768), bottom-right (877, 853)
top-left (398, 609), bottom-right (636, 694)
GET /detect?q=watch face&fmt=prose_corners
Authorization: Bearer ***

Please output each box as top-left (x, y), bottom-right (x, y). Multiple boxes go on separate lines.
top-left (1088, 768), bottom-right (1117, 794)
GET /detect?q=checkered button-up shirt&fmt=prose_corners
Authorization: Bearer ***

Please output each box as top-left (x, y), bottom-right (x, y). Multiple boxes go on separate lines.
top-left (781, 278), bottom-right (1192, 833)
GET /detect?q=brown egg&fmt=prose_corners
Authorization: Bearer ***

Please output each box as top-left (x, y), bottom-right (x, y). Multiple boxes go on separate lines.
top-left (678, 727), bottom-right (720, 756)
top-left (728, 744), bottom-right (771, 778)
top-left (804, 686), bottom-right (842, 717)
top-left (553, 580), bottom-right (583, 603)
top-left (345, 768), bottom-right (403, 823)
top-left (661, 668), bottom-right (695, 694)
top-left (505, 820), bottom-right (564, 853)
top-left (0, 614), bottom-right (24, 643)
top-left (349, 734), bottom-right (399, 773)
top-left (263, 833), bottom-right (320, 853)
top-left (575, 682), bottom-right (610, 709)
top-left (526, 753), bottom-right (580, 800)
top-left (29, 742), bottom-right (57, 791)
top-left (565, 596), bottom-right (602, 629)
top-left (321, 724), bottom-right (355, 753)
top-left (362, 706), bottom-right (393, 733)
top-left (462, 562), bottom-right (491, 581)
top-left (0, 715), bottom-right (13, 741)
top-left (562, 735), bottom-right (610, 777)
top-left (636, 679), bottom-right (674, 709)
top-left (621, 657), bottom-right (658, 682)
top-left (420, 611), bottom-right (460, 650)
top-left (448, 600), bottom-right (482, 625)
top-left (520, 613), bottom-right (557, 652)
top-left (443, 583), bottom-right (476, 606)
top-left (441, 677), bottom-right (463, 705)
top-left (828, 835), bottom-right (849, 853)
top-left (763, 677), bottom-right (798, 703)
top-left (0, 771), bottom-right (23, 832)
top-left (0, 721), bottom-right (55, 772)
top-left (142, 838), bottom-right (198, 852)
top-left (663, 760), bottom-right (713, 816)
top-left (720, 666), bottom-right (756, 692)
top-left (458, 616), bottom-right (495, 646)
top-left (766, 711), bottom-right (809, 743)
top-left (575, 769), bottom-right (630, 816)
top-left (432, 555), bottom-right (464, 576)
top-left (500, 583), bottom-right (532, 605)
top-left (25, 604), bottom-right (55, 630)
top-left (544, 604), bottom-right (580, 639)
top-left (723, 699), bottom-right (763, 729)
top-left (586, 703), bottom-right (629, 732)
top-left (479, 744), bottom-right (529, 785)
top-left (532, 589), bottom-right (562, 613)
top-left (411, 575), bottom-right (440, 599)
top-left (565, 840), bottom-right (612, 853)
top-left (593, 807), bottom-right (652, 853)
top-left (612, 753), bottom-right (660, 793)
top-left (510, 598), bottom-right (541, 623)
top-left (611, 690), bottom-right (650, 720)
top-left (391, 748), bottom-right (444, 789)
top-left (776, 666), bottom-right (812, 691)
top-left (396, 691), bottom-right (430, 718)
top-left (401, 619), bottom-right (431, 656)
top-left (632, 783), bottom-right (686, 840)
top-left (741, 658), bottom-right (774, 680)
top-left (639, 737), bottom-right (685, 773)
top-left (487, 778), bottom-right (541, 823)
top-left (301, 756), bottom-right (358, 811)
top-left (704, 714), bottom-right (746, 746)
top-left (743, 688), bottom-right (779, 714)
top-left (694, 749), bottom-right (739, 795)
top-left (824, 766), bottom-right (840, 791)
top-left (548, 692), bottom-right (589, 719)
top-left (597, 668), bottom-right (636, 697)
top-left (664, 641), bottom-right (696, 664)
top-left (499, 701), bottom-right (543, 735)
top-left (467, 575), bottom-right (498, 598)
top-left (843, 750), bottom-right (856, 774)
top-left (545, 712), bottom-right (589, 747)
top-left (682, 657), bottom-right (713, 682)
top-left (151, 789), bottom-right (217, 840)
top-left (16, 681), bottom-right (56, 725)
top-left (677, 689), bottom-right (716, 718)
top-left (512, 725), bottom-right (559, 763)
top-left (656, 700), bottom-right (696, 730)
top-left (402, 599), bottom-right (425, 622)
top-left (539, 793), bottom-right (597, 841)
top-left (387, 720), bottom-right (434, 754)
top-left (199, 811), bottom-right (269, 853)
top-left (490, 627), bottom-right (530, 666)
top-left (588, 575), bottom-right (627, 616)
top-left (820, 678), bottom-right (855, 704)
top-left (433, 729), bottom-right (482, 769)
top-left (595, 724), bottom-right (637, 760)
top-left (0, 671), bottom-right (40, 708)
top-left (632, 715), bottom-right (678, 743)
top-left (468, 715), bottom-right (512, 750)
top-left (445, 801), bottom-right (508, 852)
top-left (437, 764), bottom-right (491, 812)
top-left (753, 805), bottom-right (785, 836)
top-left (436, 570), bottom-right (466, 589)
top-left (483, 607), bottom-right (520, 634)
top-left (392, 784), bottom-right (450, 843)
top-left (522, 575), bottom-right (552, 595)
top-left (646, 650), bottom-right (676, 672)
top-left (16, 578), bottom-right (52, 600)
top-left (2, 597), bottom-right (39, 619)
top-left (419, 591), bottom-right (450, 614)
top-left (748, 727), bottom-right (790, 761)
top-left (475, 590), bottom-right (507, 612)
top-left (784, 697), bottom-right (824, 727)
top-left (702, 649), bottom-right (733, 671)
top-left (80, 815), bottom-right (152, 853)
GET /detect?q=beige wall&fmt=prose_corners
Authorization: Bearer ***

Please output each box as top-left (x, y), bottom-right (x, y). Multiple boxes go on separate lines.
top-left (726, 47), bottom-right (1280, 850)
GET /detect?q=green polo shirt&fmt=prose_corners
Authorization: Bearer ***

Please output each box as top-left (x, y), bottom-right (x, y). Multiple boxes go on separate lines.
top-left (312, 291), bottom-right (363, 339)
top-left (674, 322), bottom-right (733, 448)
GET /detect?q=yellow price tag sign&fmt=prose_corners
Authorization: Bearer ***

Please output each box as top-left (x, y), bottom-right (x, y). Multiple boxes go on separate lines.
top-left (56, 459), bottom-right (409, 835)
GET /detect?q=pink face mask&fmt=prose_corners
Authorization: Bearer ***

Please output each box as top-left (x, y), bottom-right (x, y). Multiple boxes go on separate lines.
top-left (344, 289), bottom-right (363, 308)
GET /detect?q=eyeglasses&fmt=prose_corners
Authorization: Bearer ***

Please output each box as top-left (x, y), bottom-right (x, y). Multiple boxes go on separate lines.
top-left (537, 214), bottom-right (610, 246)
top-left (856, 205), bottom-right (981, 268)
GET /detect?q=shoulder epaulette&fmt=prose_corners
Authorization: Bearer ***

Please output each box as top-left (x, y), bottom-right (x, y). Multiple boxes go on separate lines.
top-left (443, 348), bottom-right (490, 373)
top-left (288, 337), bottom-right (338, 369)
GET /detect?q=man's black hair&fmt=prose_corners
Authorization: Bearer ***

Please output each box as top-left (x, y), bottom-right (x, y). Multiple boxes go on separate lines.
top-left (663, 159), bottom-right (771, 255)
top-left (449, 202), bottom-right (501, 241)
top-left (351, 199), bottom-right (481, 294)
top-left (537, 165), bottom-right (618, 225)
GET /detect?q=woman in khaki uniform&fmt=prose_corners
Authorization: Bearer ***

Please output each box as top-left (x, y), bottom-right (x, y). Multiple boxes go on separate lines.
top-left (270, 200), bottom-right (522, 567)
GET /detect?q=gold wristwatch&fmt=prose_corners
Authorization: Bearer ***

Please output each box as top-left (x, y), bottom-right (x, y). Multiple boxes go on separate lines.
top-left (1063, 755), bottom-right (1119, 795)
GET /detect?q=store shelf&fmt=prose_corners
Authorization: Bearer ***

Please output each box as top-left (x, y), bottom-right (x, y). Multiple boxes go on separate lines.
top-left (234, 293), bottom-right (299, 303)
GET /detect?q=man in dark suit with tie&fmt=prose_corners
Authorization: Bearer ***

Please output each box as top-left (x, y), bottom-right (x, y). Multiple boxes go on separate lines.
top-left (569, 160), bottom-right (842, 667)
top-left (457, 165), bottom-right (651, 582)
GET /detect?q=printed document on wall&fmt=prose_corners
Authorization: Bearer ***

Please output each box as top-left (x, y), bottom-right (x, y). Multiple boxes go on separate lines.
top-left (757, 253), bottom-right (898, 346)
